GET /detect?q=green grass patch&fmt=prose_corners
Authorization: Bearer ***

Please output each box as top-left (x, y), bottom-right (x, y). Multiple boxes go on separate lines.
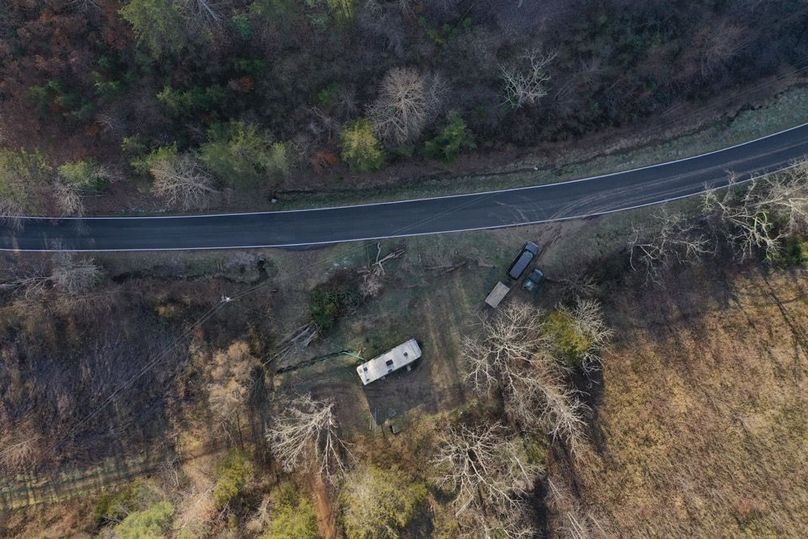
top-left (261, 482), bottom-right (319, 539)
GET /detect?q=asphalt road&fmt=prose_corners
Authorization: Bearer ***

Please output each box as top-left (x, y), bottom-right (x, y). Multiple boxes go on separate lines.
top-left (3, 123), bottom-right (808, 252)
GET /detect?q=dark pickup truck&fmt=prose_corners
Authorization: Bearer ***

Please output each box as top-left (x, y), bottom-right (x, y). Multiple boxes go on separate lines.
top-left (522, 268), bottom-right (545, 292)
top-left (507, 241), bottom-right (540, 280)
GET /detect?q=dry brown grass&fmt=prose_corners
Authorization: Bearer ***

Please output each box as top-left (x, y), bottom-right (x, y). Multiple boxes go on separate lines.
top-left (571, 268), bottom-right (808, 537)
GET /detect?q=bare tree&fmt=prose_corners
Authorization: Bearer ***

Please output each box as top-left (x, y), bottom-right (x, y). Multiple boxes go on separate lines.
top-left (368, 67), bottom-right (445, 145)
top-left (628, 209), bottom-right (711, 283)
top-left (207, 341), bottom-right (258, 442)
top-left (692, 22), bottom-right (746, 79)
top-left (515, 362), bottom-right (590, 456)
top-left (501, 49), bottom-right (556, 108)
top-left (432, 422), bottom-right (541, 538)
top-left (0, 254), bottom-right (100, 297)
top-left (53, 180), bottom-right (84, 217)
top-left (703, 166), bottom-right (808, 260)
top-left (463, 302), bottom-right (546, 395)
top-left (767, 163), bottom-right (808, 236)
top-left (95, 109), bottom-right (128, 138)
top-left (178, 0), bottom-right (224, 28)
top-left (68, 0), bottom-right (100, 12)
top-left (51, 253), bottom-right (102, 295)
top-left (266, 394), bottom-right (350, 482)
top-left (0, 260), bottom-right (50, 297)
top-left (559, 298), bottom-right (613, 374)
top-left (151, 154), bottom-right (219, 211)
top-left (462, 302), bottom-right (595, 455)
top-left (0, 200), bottom-right (24, 230)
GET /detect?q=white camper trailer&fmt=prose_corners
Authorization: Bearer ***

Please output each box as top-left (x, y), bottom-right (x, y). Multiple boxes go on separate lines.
top-left (356, 339), bottom-right (421, 385)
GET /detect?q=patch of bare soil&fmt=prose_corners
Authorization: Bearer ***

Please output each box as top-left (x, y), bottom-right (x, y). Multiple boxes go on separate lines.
top-left (566, 267), bottom-right (808, 537)
top-left (308, 474), bottom-right (337, 539)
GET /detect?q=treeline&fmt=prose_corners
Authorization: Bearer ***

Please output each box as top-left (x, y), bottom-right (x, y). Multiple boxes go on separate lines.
top-left (0, 0), bottom-right (807, 212)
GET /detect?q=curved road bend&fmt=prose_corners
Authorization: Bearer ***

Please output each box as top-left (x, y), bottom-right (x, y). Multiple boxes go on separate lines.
top-left (2, 123), bottom-right (808, 252)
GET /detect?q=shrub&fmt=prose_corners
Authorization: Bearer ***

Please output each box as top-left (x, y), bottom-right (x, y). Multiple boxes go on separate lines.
top-left (425, 112), bottom-right (476, 162)
top-left (213, 449), bottom-right (254, 509)
top-left (308, 272), bottom-right (361, 332)
top-left (93, 485), bottom-right (139, 527)
top-left (262, 483), bottom-right (319, 539)
top-left (29, 80), bottom-right (94, 120)
top-left (121, 135), bottom-right (148, 156)
top-left (114, 500), bottom-right (174, 539)
top-left (231, 13), bottom-right (253, 40)
top-left (200, 121), bottom-right (289, 188)
top-left (57, 159), bottom-right (110, 192)
top-left (326, 0), bottom-right (355, 20)
top-left (119, 0), bottom-right (187, 58)
top-left (266, 141), bottom-right (293, 179)
top-left (340, 119), bottom-right (384, 172)
top-left (340, 465), bottom-right (427, 539)
top-left (131, 145), bottom-right (178, 175)
top-left (544, 310), bottom-right (592, 368)
top-left (157, 85), bottom-right (225, 117)
top-left (773, 237), bottom-right (808, 267)
top-left (98, 480), bottom-right (172, 538)
top-left (0, 149), bottom-right (52, 216)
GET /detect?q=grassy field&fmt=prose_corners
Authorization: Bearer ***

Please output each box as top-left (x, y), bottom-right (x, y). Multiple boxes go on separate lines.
top-left (569, 268), bottom-right (808, 536)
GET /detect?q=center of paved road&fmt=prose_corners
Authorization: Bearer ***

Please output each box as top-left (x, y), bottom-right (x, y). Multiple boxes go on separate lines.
top-left (2, 124), bottom-right (807, 251)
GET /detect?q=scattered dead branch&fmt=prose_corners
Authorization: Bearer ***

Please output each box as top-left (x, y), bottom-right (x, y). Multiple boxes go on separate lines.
top-left (546, 474), bottom-right (606, 539)
top-left (425, 260), bottom-right (468, 274)
top-left (274, 322), bottom-right (319, 363)
top-left (358, 243), bottom-right (405, 298)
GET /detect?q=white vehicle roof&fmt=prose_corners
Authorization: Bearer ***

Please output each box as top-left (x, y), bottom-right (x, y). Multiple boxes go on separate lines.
top-left (356, 339), bottom-right (422, 385)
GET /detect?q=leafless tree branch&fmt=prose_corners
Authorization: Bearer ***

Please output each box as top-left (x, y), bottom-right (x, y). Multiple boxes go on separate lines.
top-left (501, 49), bottom-right (556, 108)
top-left (266, 394), bottom-right (351, 482)
top-left (432, 422), bottom-right (541, 538)
top-left (151, 154), bottom-right (219, 211)
top-left (369, 67), bottom-right (446, 145)
top-left (628, 209), bottom-right (711, 283)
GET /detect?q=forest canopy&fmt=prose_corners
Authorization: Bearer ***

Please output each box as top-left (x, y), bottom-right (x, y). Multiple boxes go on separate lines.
top-left (0, 0), bottom-right (806, 212)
